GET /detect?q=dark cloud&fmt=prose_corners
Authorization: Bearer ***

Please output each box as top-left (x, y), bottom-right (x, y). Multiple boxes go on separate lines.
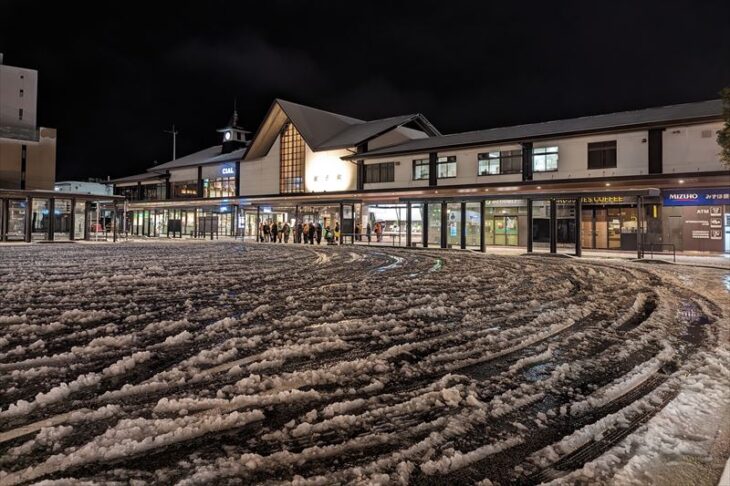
top-left (0, 0), bottom-right (728, 180)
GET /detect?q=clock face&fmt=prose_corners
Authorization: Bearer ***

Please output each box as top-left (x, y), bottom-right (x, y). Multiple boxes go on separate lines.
top-left (224, 131), bottom-right (232, 141)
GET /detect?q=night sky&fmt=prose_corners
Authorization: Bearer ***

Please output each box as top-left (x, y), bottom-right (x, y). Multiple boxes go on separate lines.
top-left (1, 0), bottom-right (729, 181)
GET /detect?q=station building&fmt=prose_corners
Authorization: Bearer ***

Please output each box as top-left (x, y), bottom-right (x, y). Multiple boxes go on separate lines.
top-left (111, 98), bottom-right (730, 254)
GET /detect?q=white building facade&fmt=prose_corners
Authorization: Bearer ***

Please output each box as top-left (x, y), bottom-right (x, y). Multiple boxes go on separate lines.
top-left (111, 98), bottom-right (730, 254)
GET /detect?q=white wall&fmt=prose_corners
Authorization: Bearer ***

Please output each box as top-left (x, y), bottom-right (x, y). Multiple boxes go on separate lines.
top-left (363, 153), bottom-right (431, 190)
top-left (0, 64), bottom-right (37, 129)
top-left (662, 122), bottom-right (725, 173)
top-left (437, 144), bottom-right (523, 187)
top-left (240, 136), bottom-right (280, 195)
top-left (532, 130), bottom-right (648, 182)
top-left (305, 147), bottom-right (357, 193)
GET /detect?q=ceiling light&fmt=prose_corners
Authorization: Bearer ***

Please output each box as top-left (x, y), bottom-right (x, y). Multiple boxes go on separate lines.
top-left (678, 179), bottom-right (685, 184)
top-left (605, 183), bottom-right (611, 187)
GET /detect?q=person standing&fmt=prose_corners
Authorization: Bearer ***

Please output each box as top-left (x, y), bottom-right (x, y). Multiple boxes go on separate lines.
top-left (262, 222), bottom-right (270, 242)
top-left (283, 222), bottom-right (291, 243)
top-left (366, 223), bottom-right (372, 243)
top-left (355, 222), bottom-right (361, 242)
top-left (276, 222), bottom-right (283, 243)
top-left (270, 221), bottom-right (278, 242)
top-left (315, 222), bottom-right (322, 245)
top-left (295, 221), bottom-right (303, 243)
top-left (308, 222), bottom-right (316, 244)
top-left (334, 222), bottom-right (341, 244)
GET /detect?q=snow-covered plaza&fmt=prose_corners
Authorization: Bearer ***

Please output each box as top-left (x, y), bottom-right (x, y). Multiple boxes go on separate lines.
top-left (1, 241), bottom-right (729, 485)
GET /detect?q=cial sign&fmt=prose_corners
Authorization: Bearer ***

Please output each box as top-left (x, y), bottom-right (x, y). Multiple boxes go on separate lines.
top-left (662, 188), bottom-right (730, 206)
top-left (221, 165), bottom-right (235, 176)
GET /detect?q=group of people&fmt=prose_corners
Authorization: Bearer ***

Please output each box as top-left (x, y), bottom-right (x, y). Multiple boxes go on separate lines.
top-left (258, 220), bottom-right (342, 245)
top-left (257, 219), bottom-right (387, 245)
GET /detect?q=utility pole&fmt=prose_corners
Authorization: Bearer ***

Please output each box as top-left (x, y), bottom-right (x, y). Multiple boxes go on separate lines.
top-left (164, 124), bottom-right (178, 160)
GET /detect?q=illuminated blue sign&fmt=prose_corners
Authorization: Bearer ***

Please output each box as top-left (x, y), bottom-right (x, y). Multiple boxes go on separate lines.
top-left (663, 188), bottom-right (730, 206)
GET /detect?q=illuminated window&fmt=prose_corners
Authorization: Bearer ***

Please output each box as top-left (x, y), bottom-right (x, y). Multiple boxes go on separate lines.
top-left (533, 146), bottom-right (559, 172)
top-left (478, 150), bottom-right (522, 175)
top-left (413, 159), bottom-right (429, 180)
top-left (172, 181), bottom-right (198, 198)
top-left (203, 177), bottom-right (236, 198)
top-left (437, 156), bottom-right (457, 178)
top-left (280, 122), bottom-right (305, 193)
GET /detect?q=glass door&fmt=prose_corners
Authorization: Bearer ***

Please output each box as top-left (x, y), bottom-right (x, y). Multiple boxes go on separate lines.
top-left (594, 208), bottom-right (609, 249)
top-left (581, 209), bottom-right (594, 248)
top-left (607, 208), bottom-right (622, 249)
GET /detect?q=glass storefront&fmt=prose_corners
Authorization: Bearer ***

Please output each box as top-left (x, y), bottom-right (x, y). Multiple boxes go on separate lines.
top-left (410, 203), bottom-right (424, 247)
top-left (446, 203), bottom-right (461, 247)
top-left (6, 200), bottom-right (26, 241)
top-left (427, 203), bottom-right (442, 247)
top-left (581, 205), bottom-right (641, 250)
top-left (73, 201), bottom-right (85, 240)
top-left (53, 199), bottom-right (72, 240)
top-left (31, 198), bottom-right (49, 241)
top-left (465, 203), bottom-right (481, 248)
top-left (485, 200), bottom-right (527, 247)
top-left (203, 177), bottom-right (236, 198)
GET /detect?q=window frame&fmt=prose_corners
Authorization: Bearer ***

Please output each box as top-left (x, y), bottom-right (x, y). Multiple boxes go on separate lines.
top-left (587, 140), bottom-right (617, 170)
top-left (412, 159), bottom-right (430, 180)
top-left (437, 155), bottom-right (457, 179)
top-left (478, 150), bottom-right (522, 176)
top-left (532, 146), bottom-right (559, 172)
top-left (364, 162), bottom-right (395, 184)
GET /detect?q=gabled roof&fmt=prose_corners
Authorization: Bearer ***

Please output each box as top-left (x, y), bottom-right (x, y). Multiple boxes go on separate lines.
top-left (150, 145), bottom-right (246, 172)
top-left (344, 99), bottom-right (724, 159)
top-left (243, 99), bottom-right (439, 160)
top-left (316, 113), bottom-right (441, 150)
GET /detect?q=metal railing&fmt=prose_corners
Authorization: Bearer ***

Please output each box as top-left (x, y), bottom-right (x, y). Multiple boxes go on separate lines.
top-left (641, 243), bottom-right (676, 263)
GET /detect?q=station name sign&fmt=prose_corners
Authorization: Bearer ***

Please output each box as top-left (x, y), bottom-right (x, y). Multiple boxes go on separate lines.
top-left (662, 188), bottom-right (730, 206)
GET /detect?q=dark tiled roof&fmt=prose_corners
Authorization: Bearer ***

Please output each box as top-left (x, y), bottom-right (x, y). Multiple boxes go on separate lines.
top-left (345, 99), bottom-right (723, 159)
top-left (150, 146), bottom-right (246, 171)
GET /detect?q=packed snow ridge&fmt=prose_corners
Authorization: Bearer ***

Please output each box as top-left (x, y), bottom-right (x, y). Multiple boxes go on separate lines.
top-left (0, 241), bottom-right (728, 485)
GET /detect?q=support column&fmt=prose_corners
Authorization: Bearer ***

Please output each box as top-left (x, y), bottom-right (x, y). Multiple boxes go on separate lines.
top-left (526, 200), bottom-right (533, 253)
top-left (47, 198), bottom-right (55, 241)
top-left (429, 152), bottom-right (438, 187)
top-left (0, 198), bottom-right (7, 242)
top-left (256, 206), bottom-right (261, 242)
top-left (84, 201), bottom-right (90, 240)
top-left (136, 181), bottom-right (142, 201)
top-left (406, 202), bottom-right (412, 247)
top-left (113, 202), bottom-right (118, 242)
top-left (197, 166), bottom-right (204, 198)
top-left (339, 201), bottom-right (344, 244)
top-left (480, 200), bottom-right (486, 252)
top-left (232, 205), bottom-right (238, 237)
top-left (440, 201), bottom-right (447, 249)
top-left (235, 161), bottom-right (241, 197)
top-left (460, 202), bottom-right (466, 250)
top-left (574, 198), bottom-right (582, 257)
top-left (422, 203), bottom-right (429, 247)
top-left (549, 198), bottom-right (557, 254)
top-left (24, 197), bottom-right (32, 242)
top-left (637, 196), bottom-right (644, 259)
top-left (69, 198), bottom-right (76, 241)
